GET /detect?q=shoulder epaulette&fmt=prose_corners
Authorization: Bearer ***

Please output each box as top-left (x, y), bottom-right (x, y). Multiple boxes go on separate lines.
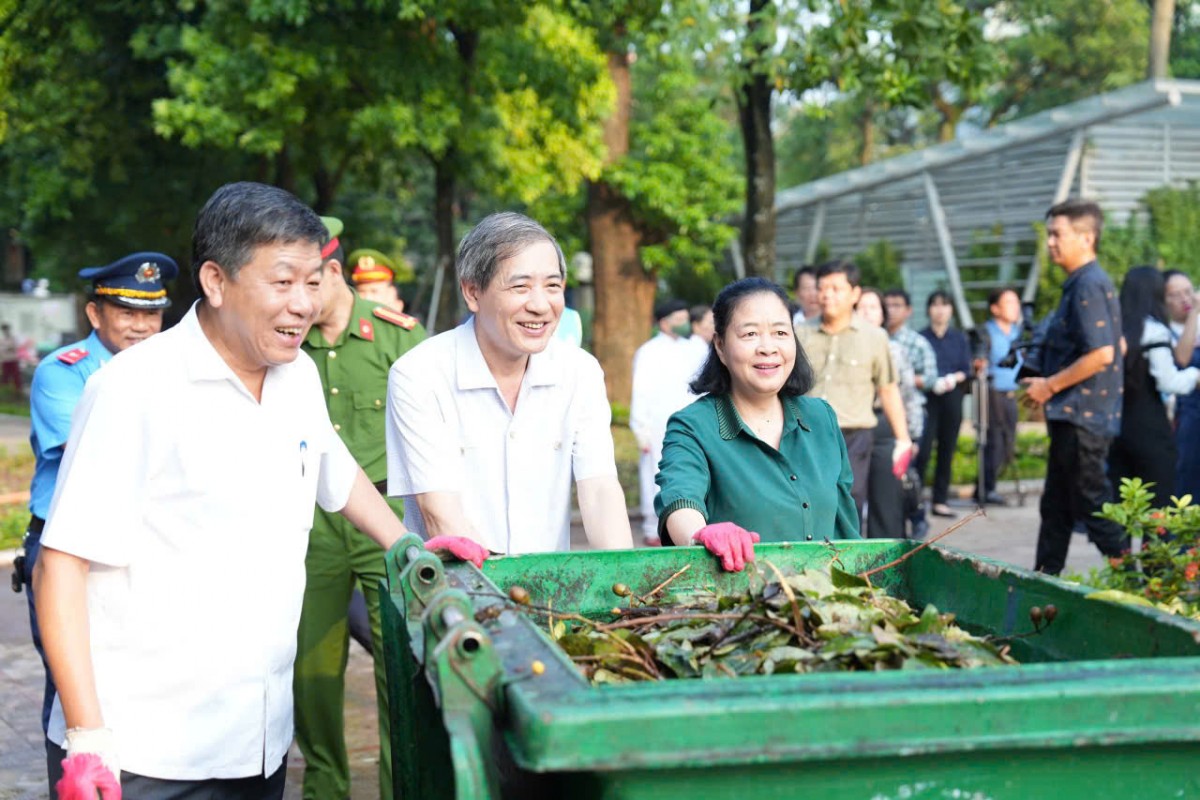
top-left (373, 306), bottom-right (417, 330)
top-left (57, 348), bottom-right (88, 365)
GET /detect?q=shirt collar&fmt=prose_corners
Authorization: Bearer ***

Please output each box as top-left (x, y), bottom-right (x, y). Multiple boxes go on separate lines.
top-left (455, 318), bottom-right (560, 391)
top-left (816, 317), bottom-right (862, 336)
top-left (180, 303), bottom-right (253, 385)
top-left (84, 329), bottom-right (115, 362)
top-left (303, 293), bottom-right (379, 350)
top-left (714, 393), bottom-right (811, 441)
top-left (1062, 259), bottom-right (1100, 290)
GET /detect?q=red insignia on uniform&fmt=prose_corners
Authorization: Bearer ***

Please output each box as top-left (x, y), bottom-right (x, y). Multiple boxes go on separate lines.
top-left (358, 318), bottom-right (375, 341)
top-left (57, 348), bottom-right (88, 365)
top-left (373, 306), bottom-right (417, 330)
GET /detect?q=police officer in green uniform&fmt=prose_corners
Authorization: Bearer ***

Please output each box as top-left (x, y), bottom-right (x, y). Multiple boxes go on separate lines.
top-left (294, 218), bottom-right (425, 800)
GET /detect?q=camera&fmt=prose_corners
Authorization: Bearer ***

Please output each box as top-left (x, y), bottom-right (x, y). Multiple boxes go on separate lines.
top-left (996, 302), bottom-right (1046, 379)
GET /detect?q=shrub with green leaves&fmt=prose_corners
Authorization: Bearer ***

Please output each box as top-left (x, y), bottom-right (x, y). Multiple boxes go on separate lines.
top-left (1071, 478), bottom-right (1200, 620)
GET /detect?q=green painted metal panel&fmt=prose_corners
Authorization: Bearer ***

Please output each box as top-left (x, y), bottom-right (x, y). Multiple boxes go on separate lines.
top-left (383, 540), bottom-right (1200, 800)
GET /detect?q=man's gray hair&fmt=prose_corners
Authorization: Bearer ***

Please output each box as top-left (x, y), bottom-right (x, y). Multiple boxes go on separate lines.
top-left (456, 212), bottom-right (565, 290)
top-left (191, 182), bottom-right (327, 300)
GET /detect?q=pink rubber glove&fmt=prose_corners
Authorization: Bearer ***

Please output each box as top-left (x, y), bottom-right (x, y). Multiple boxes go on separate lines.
top-left (891, 441), bottom-right (914, 479)
top-left (692, 522), bottom-right (760, 572)
top-left (424, 535), bottom-right (488, 568)
top-left (57, 753), bottom-right (121, 800)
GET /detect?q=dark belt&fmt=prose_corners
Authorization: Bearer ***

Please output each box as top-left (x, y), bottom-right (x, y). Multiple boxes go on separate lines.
top-left (28, 515), bottom-right (45, 535)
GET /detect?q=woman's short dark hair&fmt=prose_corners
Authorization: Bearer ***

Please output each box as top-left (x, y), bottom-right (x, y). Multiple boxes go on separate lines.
top-left (690, 277), bottom-right (814, 397)
top-left (926, 289), bottom-right (953, 310)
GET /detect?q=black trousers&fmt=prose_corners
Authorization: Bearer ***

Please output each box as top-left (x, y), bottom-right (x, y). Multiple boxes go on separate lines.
top-left (867, 411), bottom-right (905, 538)
top-left (1109, 412), bottom-right (1177, 507)
top-left (1035, 421), bottom-right (1127, 575)
top-left (916, 387), bottom-right (964, 505)
top-left (841, 427), bottom-right (874, 525)
top-left (983, 390), bottom-right (1018, 493)
top-left (48, 740), bottom-right (287, 800)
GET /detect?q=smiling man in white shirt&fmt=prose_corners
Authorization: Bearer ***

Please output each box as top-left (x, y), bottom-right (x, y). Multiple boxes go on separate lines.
top-left (34, 182), bottom-right (414, 797)
top-left (387, 212), bottom-right (633, 555)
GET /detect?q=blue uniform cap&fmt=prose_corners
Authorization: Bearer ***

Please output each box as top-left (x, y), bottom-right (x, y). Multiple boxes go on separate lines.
top-left (77, 252), bottom-right (179, 310)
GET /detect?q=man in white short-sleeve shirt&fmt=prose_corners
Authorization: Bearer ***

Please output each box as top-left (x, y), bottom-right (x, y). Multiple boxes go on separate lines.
top-left (34, 182), bottom-right (414, 796)
top-left (387, 212), bottom-right (633, 555)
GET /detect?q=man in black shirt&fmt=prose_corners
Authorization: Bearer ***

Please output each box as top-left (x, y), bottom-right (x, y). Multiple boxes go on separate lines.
top-left (1023, 200), bottom-right (1126, 575)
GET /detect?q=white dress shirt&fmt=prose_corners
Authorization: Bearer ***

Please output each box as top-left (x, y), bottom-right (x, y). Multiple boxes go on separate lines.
top-left (386, 319), bottom-right (617, 554)
top-left (41, 305), bottom-right (358, 780)
top-left (1144, 316), bottom-right (1200, 394)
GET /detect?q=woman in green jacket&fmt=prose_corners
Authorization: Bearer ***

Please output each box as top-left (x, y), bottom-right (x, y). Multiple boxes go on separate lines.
top-left (655, 277), bottom-right (861, 571)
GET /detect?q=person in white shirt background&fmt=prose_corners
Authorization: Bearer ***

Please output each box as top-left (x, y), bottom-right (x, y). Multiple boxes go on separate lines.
top-left (630, 299), bottom-right (706, 546)
top-left (689, 304), bottom-right (714, 349)
top-left (387, 211), bottom-right (632, 557)
top-left (1109, 266), bottom-right (1200, 506)
top-left (791, 265), bottom-right (820, 327)
top-left (33, 182), bottom-right (417, 797)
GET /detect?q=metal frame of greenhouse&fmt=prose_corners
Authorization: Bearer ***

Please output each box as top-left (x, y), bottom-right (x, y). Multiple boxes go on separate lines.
top-left (774, 78), bottom-right (1200, 328)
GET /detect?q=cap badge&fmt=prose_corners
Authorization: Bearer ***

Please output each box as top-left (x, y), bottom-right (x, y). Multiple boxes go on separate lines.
top-left (135, 262), bottom-right (161, 284)
top-left (358, 255), bottom-right (376, 270)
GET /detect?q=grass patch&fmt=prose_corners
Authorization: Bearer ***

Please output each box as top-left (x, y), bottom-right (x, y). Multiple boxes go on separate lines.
top-left (928, 430), bottom-right (1049, 487)
top-left (613, 425), bottom-right (640, 510)
top-left (0, 444), bottom-right (35, 550)
top-left (0, 505), bottom-right (29, 550)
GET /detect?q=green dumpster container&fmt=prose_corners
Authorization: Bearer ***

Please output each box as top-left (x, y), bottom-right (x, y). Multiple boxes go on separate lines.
top-left (381, 535), bottom-right (1200, 799)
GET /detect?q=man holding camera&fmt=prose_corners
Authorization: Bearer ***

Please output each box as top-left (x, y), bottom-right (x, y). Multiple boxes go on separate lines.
top-left (1022, 200), bottom-right (1127, 575)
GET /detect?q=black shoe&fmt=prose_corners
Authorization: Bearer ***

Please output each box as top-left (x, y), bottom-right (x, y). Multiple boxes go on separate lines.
top-left (930, 504), bottom-right (957, 518)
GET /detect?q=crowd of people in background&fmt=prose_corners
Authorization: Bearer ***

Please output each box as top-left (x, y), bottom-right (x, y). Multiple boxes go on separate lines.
top-left (636, 200), bottom-right (1200, 579)
top-left (13, 187), bottom-right (1200, 798)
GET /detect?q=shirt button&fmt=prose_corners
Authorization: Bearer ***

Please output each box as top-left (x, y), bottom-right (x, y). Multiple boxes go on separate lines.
top-left (375, 399), bottom-right (382, 407)
top-left (328, 351), bottom-right (337, 360)
top-left (333, 423), bottom-right (341, 432)
top-left (509, 431), bottom-right (516, 439)
top-left (790, 474), bottom-right (797, 481)
top-left (806, 534), bottom-right (813, 541)
top-left (330, 387), bottom-right (339, 395)
top-left (802, 502), bottom-right (809, 509)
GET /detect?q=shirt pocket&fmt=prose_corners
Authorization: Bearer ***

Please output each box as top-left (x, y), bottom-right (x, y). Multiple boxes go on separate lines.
top-left (347, 390), bottom-right (387, 451)
top-left (841, 355), bottom-right (873, 388)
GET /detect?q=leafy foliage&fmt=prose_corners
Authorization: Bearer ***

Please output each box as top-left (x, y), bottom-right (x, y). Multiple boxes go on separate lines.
top-left (530, 563), bottom-right (1016, 682)
top-left (0, 2), bottom-right (247, 290)
top-left (1074, 477), bottom-right (1200, 620)
top-left (985, 0), bottom-right (1149, 124)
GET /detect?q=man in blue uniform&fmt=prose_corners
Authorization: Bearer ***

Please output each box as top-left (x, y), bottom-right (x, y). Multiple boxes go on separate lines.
top-left (16, 252), bottom-right (177, 758)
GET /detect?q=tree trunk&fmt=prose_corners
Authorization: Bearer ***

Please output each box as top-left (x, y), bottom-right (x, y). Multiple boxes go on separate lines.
top-left (587, 49), bottom-right (655, 407)
top-left (313, 166), bottom-right (337, 214)
top-left (735, 0), bottom-right (776, 279)
top-left (858, 100), bottom-right (876, 165)
top-left (424, 24), bottom-right (479, 334)
top-left (932, 88), bottom-right (961, 143)
top-left (273, 146), bottom-right (296, 195)
top-left (432, 155), bottom-right (459, 334)
top-left (1149, 0), bottom-right (1176, 79)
